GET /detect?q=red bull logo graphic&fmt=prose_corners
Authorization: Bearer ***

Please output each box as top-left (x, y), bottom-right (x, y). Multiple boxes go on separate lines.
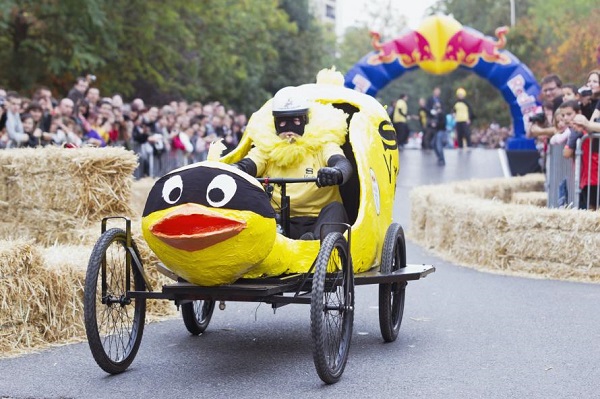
top-left (368, 30), bottom-right (434, 68)
top-left (367, 16), bottom-right (512, 75)
top-left (443, 26), bottom-right (511, 67)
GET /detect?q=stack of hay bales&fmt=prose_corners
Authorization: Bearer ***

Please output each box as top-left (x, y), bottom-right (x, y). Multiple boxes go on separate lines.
top-left (0, 147), bottom-right (176, 357)
top-left (410, 173), bottom-right (600, 283)
top-left (0, 147), bottom-right (137, 245)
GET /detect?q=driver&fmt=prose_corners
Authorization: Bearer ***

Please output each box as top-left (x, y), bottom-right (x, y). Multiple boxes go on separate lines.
top-left (235, 86), bottom-right (353, 240)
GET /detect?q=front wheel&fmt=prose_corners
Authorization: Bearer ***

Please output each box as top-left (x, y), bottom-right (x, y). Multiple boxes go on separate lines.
top-left (84, 228), bottom-right (146, 374)
top-left (181, 300), bottom-right (216, 335)
top-left (310, 232), bottom-right (354, 384)
top-left (378, 223), bottom-right (407, 342)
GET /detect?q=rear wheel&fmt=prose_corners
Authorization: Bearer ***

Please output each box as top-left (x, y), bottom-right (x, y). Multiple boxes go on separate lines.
top-left (378, 223), bottom-right (407, 342)
top-left (84, 228), bottom-right (146, 374)
top-left (181, 300), bottom-right (215, 335)
top-left (310, 232), bottom-right (354, 384)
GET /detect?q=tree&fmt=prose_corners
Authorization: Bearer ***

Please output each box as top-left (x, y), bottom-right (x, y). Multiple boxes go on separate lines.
top-left (0, 0), bottom-right (114, 93)
top-left (263, 0), bottom-right (337, 99)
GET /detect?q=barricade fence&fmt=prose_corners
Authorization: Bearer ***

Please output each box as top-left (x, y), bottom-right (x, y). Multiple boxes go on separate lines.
top-left (546, 132), bottom-right (600, 210)
top-left (132, 141), bottom-right (196, 179)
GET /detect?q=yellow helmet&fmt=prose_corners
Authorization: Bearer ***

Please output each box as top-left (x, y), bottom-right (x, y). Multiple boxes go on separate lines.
top-left (456, 88), bottom-right (467, 97)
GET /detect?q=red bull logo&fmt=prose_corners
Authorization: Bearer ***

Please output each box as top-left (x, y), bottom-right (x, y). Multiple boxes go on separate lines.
top-left (367, 16), bottom-right (512, 75)
top-left (443, 26), bottom-right (511, 67)
top-left (368, 30), bottom-right (434, 68)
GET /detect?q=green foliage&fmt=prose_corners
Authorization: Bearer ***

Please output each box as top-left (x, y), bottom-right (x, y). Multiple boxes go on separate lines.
top-left (262, 0), bottom-right (337, 102)
top-left (335, 26), bottom-right (373, 74)
top-left (0, 0), bottom-right (113, 92)
top-left (0, 0), bottom-right (333, 115)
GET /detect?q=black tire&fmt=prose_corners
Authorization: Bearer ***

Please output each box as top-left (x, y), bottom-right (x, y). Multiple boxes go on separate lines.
top-left (181, 300), bottom-right (216, 335)
top-left (378, 223), bottom-right (407, 342)
top-left (310, 232), bottom-right (354, 384)
top-left (84, 228), bottom-right (146, 374)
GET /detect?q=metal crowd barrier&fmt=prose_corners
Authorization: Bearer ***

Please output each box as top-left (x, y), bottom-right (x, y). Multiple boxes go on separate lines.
top-left (547, 132), bottom-right (600, 210)
top-left (546, 143), bottom-right (576, 208)
top-left (132, 141), bottom-right (196, 179)
top-left (573, 133), bottom-right (600, 210)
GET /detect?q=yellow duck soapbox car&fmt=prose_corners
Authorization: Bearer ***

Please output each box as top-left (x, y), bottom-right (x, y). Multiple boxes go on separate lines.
top-left (83, 76), bottom-right (435, 384)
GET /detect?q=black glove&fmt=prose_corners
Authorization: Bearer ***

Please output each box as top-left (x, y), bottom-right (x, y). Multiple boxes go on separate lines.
top-left (317, 167), bottom-right (342, 187)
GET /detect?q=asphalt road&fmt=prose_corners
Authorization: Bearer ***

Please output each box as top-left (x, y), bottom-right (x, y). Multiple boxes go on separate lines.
top-left (1, 148), bottom-right (599, 399)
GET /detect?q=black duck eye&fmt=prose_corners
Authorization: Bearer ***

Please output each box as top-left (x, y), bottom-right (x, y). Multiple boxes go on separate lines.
top-left (162, 175), bottom-right (183, 204)
top-left (206, 174), bottom-right (237, 207)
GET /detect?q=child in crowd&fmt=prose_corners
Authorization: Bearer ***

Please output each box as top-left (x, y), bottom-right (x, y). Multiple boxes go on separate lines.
top-left (20, 113), bottom-right (43, 147)
top-left (561, 84), bottom-right (578, 102)
top-left (550, 109), bottom-right (569, 146)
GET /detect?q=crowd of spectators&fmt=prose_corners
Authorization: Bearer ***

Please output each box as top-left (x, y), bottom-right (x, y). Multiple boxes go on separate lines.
top-left (526, 71), bottom-right (600, 210)
top-left (0, 76), bottom-right (248, 178)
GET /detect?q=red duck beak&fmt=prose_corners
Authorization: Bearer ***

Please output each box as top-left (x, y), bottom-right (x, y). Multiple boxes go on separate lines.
top-left (150, 204), bottom-right (246, 251)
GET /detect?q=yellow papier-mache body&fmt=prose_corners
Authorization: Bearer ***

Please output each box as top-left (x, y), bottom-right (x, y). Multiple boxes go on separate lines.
top-left (142, 69), bottom-right (399, 286)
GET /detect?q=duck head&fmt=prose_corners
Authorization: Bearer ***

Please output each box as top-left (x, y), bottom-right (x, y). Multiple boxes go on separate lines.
top-left (141, 161), bottom-right (277, 285)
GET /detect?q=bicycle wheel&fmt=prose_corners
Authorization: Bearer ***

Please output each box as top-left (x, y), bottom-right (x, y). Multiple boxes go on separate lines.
top-left (378, 223), bottom-right (407, 342)
top-left (310, 232), bottom-right (354, 384)
top-left (84, 228), bottom-right (146, 374)
top-left (181, 300), bottom-right (216, 335)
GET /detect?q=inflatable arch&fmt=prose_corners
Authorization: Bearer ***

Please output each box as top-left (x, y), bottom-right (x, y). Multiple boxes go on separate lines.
top-left (344, 15), bottom-right (539, 149)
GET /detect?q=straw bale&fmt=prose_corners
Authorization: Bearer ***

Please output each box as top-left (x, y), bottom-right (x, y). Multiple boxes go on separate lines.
top-left (131, 177), bottom-right (155, 218)
top-left (0, 239), bottom-right (53, 353)
top-left (0, 147), bottom-right (138, 245)
top-left (0, 235), bottom-right (177, 357)
top-left (409, 174), bottom-right (600, 283)
top-left (448, 173), bottom-right (545, 202)
top-left (511, 192), bottom-right (547, 207)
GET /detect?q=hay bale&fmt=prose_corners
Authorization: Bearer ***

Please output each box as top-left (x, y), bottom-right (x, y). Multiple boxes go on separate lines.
top-left (131, 177), bottom-right (155, 218)
top-left (409, 175), bottom-right (600, 283)
top-left (0, 235), bottom-right (176, 357)
top-left (511, 191), bottom-right (547, 207)
top-left (0, 147), bottom-right (138, 245)
top-left (0, 239), bottom-right (54, 353)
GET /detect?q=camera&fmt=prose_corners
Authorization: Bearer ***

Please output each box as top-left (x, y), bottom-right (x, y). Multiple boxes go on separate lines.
top-left (578, 86), bottom-right (593, 97)
top-left (87, 74), bottom-right (97, 82)
top-left (529, 112), bottom-right (546, 124)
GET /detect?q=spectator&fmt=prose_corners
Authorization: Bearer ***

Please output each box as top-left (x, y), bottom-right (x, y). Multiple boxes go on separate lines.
top-left (193, 124), bottom-right (209, 162)
top-left (550, 109), bottom-right (570, 146)
top-left (424, 87), bottom-right (442, 150)
top-left (88, 110), bottom-right (112, 145)
top-left (431, 102), bottom-right (447, 166)
top-left (392, 93), bottom-right (409, 149)
top-left (110, 104), bottom-right (130, 148)
top-left (453, 87), bottom-right (475, 148)
top-left (111, 94), bottom-right (124, 110)
top-left (528, 74), bottom-right (563, 140)
top-left (44, 115), bottom-right (67, 146)
top-left (85, 87), bottom-right (101, 109)
top-left (67, 77), bottom-right (89, 107)
top-left (562, 84), bottom-right (578, 102)
top-left (20, 113), bottom-right (42, 148)
top-left (74, 99), bottom-right (92, 134)
top-left (5, 93), bottom-right (29, 148)
top-left (24, 102), bottom-right (49, 143)
top-left (562, 100), bottom-right (598, 209)
top-left (55, 98), bottom-right (75, 119)
top-left (586, 70), bottom-right (600, 122)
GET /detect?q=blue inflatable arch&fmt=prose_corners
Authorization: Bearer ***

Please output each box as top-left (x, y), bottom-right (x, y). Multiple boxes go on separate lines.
top-left (344, 21), bottom-right (540, 149)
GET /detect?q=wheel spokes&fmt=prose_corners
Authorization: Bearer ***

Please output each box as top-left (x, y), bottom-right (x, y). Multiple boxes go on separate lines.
top-left (96, 240), bottom-right (137, 363)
